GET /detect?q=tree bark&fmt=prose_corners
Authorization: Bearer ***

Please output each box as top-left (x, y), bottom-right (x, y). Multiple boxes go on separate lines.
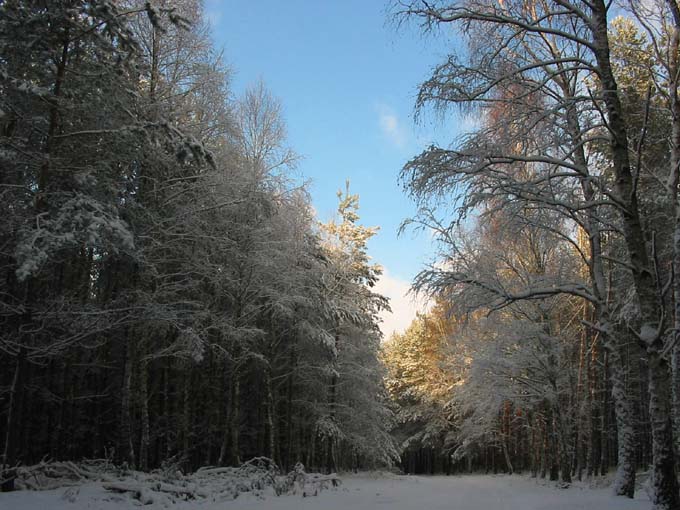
top-left (606, 328), bottom-right (636, 497)
top-left (1, 348), bottom-right (26, 492)
top-left (229, 369), bottom-right (241, 466)
top-left (36, 27), bottom-right (69, 211)
top-left (120, 335), bottom-right (136, 468)
top-left (182, 367), bottom-right (191, 469)
top-left (665, 0), bottom-right (680, 465)
top-left (139, 355), bottom-right (150, 472)
top-left (265, 365), bottom-right (276, 463)
top-left (590, 2), bottom-right (679, 506)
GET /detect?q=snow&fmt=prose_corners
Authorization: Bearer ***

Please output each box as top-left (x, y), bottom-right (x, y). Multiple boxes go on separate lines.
top-left (640, 323), bottom-right (658, 345)
top-left (0, 473), bottom-right (652, 510)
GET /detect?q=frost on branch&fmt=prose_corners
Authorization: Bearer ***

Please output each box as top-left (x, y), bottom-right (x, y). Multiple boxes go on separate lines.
top-left (15, 194), bottom-right (134, 281)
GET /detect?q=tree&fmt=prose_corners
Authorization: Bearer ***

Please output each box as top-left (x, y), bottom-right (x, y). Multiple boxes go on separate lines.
top-left (318, 183), bottom-right (395, 472)
top-left (0, 0), bottom-right (156, 487)
top-left (1, 0), bottom-right (399, 486)
top-left (396, 1), bottom-right (678, 506)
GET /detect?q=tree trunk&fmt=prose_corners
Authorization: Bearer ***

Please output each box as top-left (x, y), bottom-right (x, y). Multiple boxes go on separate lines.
top-left (553, 405), bottom-right (572, 484)
top-left (36, 28), bottom-right (69, 211)
top-left (218, 361), bottom-right (231, 466)
top-left (1, 348), bottom-right (26, 492)
top-left (501, 404), bottom-right (514, 474)
top-left (326, 331), bottom-right (340, 474)
top-left (229, 370), bottom-right (241, 466)
top-left (285, 347), bottom-right (296, 470)
top-left (265, 366), bottom-right (276, 463)
top-left (120, 335), bottom-right (136, 468)
top-left (139, 357), bottom-right (150, 472)
top-left (648, 347), bottom-right (680, 509)
top-left (666, 0), bottom-right (680, 466)
top-left (502, 439), bottom-right (514, 475)
top-left (600, 350), bottom-right (609, 477)
top-left (607, 330), bottom-right (636, 498)
top-left (164, 364), bottom-right (173, 459)
top-left (182, 367), bottom-right (191, 469)
top-left (590, 3), bottom-right (679, 505)
top-left (587, 333), bottom-right (601, 478)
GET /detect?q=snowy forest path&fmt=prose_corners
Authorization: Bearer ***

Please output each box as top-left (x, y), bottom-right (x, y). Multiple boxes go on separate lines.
top-left (224, 474), bottom-right (651, 510)
top-left (0, 474), bottom-right (654, 509)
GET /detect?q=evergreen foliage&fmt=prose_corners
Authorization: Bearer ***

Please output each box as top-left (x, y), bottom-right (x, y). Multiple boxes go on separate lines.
top-left (0, 0), bottom-right (394, 490)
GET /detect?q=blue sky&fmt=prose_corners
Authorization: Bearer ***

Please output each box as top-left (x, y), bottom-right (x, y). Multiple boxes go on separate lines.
top-left (206, 0), bottom-right (461, 336)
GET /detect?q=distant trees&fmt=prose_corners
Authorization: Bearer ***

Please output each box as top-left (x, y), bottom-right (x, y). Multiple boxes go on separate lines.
top-left (382, 301), bottom-right (457, 473)
top-left (390, 1), bottom-right (680, 508)
top-left (0, 0), bottom-right (394, 491)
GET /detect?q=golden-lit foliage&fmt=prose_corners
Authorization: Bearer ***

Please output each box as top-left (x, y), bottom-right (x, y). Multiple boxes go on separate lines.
top-left (381, 298), bottom-right (459, 405)
top-left (609, 16), bottom-right (656, 97)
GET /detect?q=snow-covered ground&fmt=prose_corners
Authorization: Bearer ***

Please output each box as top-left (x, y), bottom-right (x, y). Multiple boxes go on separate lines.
top-left (0, 473), bottom-right (653, 510)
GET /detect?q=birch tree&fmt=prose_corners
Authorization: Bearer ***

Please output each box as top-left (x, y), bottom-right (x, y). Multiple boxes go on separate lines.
top-left (396, 0), bottom-right (678, 505)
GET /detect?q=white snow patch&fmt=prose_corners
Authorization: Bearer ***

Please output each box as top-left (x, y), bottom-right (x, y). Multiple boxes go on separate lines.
top-left (639, 323), bottom-right (658, 344)
top-left (0, 474), bottom-right (652, 510)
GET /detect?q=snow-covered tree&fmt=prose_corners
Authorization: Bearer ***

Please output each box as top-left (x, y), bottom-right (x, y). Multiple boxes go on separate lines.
top-left (396, 1), bottom-right (678, 505)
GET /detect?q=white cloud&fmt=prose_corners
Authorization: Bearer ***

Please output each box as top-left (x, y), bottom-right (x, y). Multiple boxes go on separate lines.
top-left (377, 104), bottom-right (408, 148)
top-left (374, 269), bottom-right (429, 340)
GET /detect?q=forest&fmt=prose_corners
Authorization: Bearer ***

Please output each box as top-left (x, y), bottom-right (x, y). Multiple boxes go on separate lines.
top-left (0, 0), bottom-right (395, 491)
top-left (2, 1), bottom-right (680, 510)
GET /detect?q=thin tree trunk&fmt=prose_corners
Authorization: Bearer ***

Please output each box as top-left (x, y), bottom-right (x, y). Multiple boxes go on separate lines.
top-left (285, 346), bottom-right (296, 470)
top-left (501, 404), bottom-right (514, 474)
top-left (549, 414), bottom-right (559, 482)
top-left (182, 367), bottom-right (191, 469)
top-left (265, 366), bottom-right (276, 463)
top-left (229, 369), bottom-right (241, 466)
top-left (139, 356), bottom-right (150, 472)
top-left (531, 414), bottom-right (539, 477)
top-left (502, 439), bottom-right (514, 475)
top-left (218, 361), bottom-right (231, 466)
top-left (552, 405), bottom-right (572, 484)
top-left (600, 350), bottom-right (609, 477)
top-left (120, 336), bottom-right (136, 468)
top-left (36, 28), bottom-right (69, 210)
top-left (587, 333), bottom-right (602, 478)
top-left (540, 416), bottom-right (547, 479)
top-left (164, 364), bottom-right (173, 459)
top-left (326, 331), bottom-right (340, 474)
top-left (1, 348), bottom-right (26, 492)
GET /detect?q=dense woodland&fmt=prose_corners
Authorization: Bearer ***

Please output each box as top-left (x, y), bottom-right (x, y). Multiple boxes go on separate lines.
top-left (382, 1), bottom-right (680, 510)
top-left (0, 0), bottom-right (397, 491)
